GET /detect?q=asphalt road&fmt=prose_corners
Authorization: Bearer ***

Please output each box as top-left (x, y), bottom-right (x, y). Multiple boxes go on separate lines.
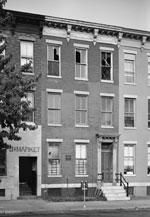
top-left (1, 209), bottom-right (150, 217)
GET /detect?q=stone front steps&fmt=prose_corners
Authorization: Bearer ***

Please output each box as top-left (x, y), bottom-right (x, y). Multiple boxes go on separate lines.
top-left (101, 184), bottom-right (130, 201)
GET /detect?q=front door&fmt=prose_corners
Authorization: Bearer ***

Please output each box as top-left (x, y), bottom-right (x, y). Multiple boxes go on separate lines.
top-left (19, 157), bottom-right (37, 196)
top-left (101, 143), bottom-right (113, 182)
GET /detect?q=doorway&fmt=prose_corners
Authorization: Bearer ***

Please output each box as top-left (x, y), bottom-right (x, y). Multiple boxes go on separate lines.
top-left (19, 157), bottom-right (37, 196)
top-left (101, 143), bottom-right (113, 182)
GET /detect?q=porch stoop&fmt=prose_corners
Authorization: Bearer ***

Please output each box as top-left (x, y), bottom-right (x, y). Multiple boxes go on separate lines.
top-left (100, 183), bottom-right (130, 201)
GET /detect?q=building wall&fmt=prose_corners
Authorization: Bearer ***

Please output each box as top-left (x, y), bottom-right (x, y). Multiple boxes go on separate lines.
top-left (119, 38), bottom-right (150, 196)
top-left (41, 27), bottom-right (119, 196)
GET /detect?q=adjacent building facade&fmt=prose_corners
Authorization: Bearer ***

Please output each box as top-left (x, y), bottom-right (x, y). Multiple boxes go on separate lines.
top-left (0, 10), bottom-right (150, 199)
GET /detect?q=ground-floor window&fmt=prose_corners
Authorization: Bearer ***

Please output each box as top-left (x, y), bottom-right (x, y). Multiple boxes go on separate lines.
top-left (124, 144), bottom-right (135, 175)
top-left (75, 144), bottom-right (87, 175)
top-left (147, 144), bottom-right (150, 174)
top-left (48, 142), bottom-right (61, 176)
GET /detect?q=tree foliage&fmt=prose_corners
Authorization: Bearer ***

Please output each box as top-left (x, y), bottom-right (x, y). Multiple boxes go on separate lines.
top-left (0, 0), bottom-right (40, 149)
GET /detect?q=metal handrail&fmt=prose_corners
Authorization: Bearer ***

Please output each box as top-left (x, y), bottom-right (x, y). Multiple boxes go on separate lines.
top-left (115, 172), bottom-right (129, 197)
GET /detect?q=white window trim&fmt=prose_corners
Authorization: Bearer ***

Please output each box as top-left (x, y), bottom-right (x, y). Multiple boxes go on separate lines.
top-left (74, 43), bottom-right (89, 49)
top-left (101, 95), bottom-right (114, 127)
top-left (46, 138), bottom-right (63, 142)
top-left (74, 46), bottom-right (88, 81)
top-left (47, 40), bottom-right (62, 78)
top-left (124, 51), bottom-right (136, 85)
top-left (100, 93), bottom-right (115, 97)
top-left (74, 93), bottom-right (88, 127)
top-left (123, 95), bottom-right (137, 98)
top-left (100, 48), bottom-right (114, 82)
top-left (46, 88), bottom-right (63, 93)
top-left (74, 139), bottom-right (90, 143)
top-left (123, 142), bottom-right (136, 176)
top-left (99, 47), bottom-right (114, 51)
top-left (20, 40), bottom-right (34, 75)
top-left (123, 50), bottom-right (137, 54)
top-left (74, 90), bottom-right (89, 95)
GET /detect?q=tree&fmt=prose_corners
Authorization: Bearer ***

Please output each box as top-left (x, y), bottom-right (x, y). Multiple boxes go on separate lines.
top-left (0, 0), bottom-right (40, 149)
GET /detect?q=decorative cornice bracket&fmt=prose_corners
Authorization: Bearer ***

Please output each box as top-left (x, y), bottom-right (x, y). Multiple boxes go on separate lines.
top-left (93, 28), bottom-right (99, 46)
top-left (117, 32), bottom-right (123, 47)
top-left (141, 36), bottom-right (147, 52)
top-left (66, 24), bottom-right (72, 42)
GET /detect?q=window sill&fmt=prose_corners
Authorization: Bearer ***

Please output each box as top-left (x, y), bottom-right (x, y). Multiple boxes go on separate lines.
top-left (47, 75), bottom-right (62, 79)
top-left (101, 125), bottom-right (114, 129)
top-left (48, 175), bottom-right (62, 177)
top-left (124, 82), bottom-right (136, 85)
top-left (48, 124), bottom-right (62, 127)
top-left (75, 78), bottom-right (88, 81)
top-left (75, 125), bottom-right (89, 128)
top-left (124, 174), bottom-right (136, 177)
top-left (22, 72), bottom-right (35, 76)
top-left (124, 127), bottom-right (136, 130)
top-left (101, 80), bottom-right (114, 83)
top-left (75, 175), bottom-right (88, 177)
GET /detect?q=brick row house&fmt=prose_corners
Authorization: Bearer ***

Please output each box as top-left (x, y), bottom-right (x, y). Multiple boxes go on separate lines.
top-left (0, 10), bottom-right (150, 199)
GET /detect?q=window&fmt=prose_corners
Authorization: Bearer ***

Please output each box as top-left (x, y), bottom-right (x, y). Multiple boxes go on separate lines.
top-left (148, 144), bottom-right (150, 175)
top-left (148, 55), bottom-right (150, 86)
top-left (124, 144), bottom-right (135, 175)
top-left (47, 93), bottom-right (61, 125)
top-left (101, 51), bottom-right (113, 81)
top-left (47, 45), bottom-right (60, 76)
top-left (48, 142), bottom-right (61, 175)
top-left (124, 53), bottom-right (135, 84)
top-left (0, 149), bottom-right (6, 176)
top-left (101, 96), bottom-right (113, 126)
top-left (75, 48), bottom-right (87, 80)
top-left (124, 98), bottom-right (135, 127)
top-left (75, 95), bottom-right (88, 126)
top-left (75, 144), bottom-right (87, 175)
top-left (21, 41), bottom-right (33, 73)
top-left (148, 99), bottom-right (150, 128)
top-left (22, 92), bottom-right (34, 122)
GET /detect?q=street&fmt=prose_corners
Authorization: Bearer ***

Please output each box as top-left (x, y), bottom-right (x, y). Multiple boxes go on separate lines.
top-left (1, 209), bottom-right (150, 217)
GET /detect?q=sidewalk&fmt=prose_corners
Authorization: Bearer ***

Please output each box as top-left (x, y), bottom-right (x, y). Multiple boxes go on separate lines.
top-left (0, 197), bottom-right (150, 215)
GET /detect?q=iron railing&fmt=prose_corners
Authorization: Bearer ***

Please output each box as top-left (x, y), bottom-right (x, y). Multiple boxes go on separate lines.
top-left (115, 172), bottom-right (129, 196)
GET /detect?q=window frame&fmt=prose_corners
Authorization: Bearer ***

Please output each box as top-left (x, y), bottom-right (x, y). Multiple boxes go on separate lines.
top-left (147, 143), bottom-right (150, 175)
top-left (74, 91), bottom-right (89, 127)
top-left (74, 43), bottom-right (89, 81)
top-left (20, 40), bottom-right (34, 74)
top-left (46, 39), bottom-right (62, 78)
top-left (124, 97), bottom-right (136, 128)
top-left (123, 51), bottom-right (137, 84)
top-left (47, 89), bottom-right (63, 126)
top-left (101, 95), bottom-right (114, 127)
top-left (124, 143), bottom-right (136, 175)
top-left (47, 140), bottom-right (62, 177)
top-left (75, 143), bottom-right (87, 176)
top-left (100, 47), bottom-right (114, 82)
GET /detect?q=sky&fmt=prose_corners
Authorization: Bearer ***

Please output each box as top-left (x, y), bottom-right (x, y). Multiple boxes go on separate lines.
top-left (5, 0), bottom-right (150, 31)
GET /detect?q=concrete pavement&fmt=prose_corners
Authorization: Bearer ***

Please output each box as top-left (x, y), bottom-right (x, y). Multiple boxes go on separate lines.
top-left (0, 197), bottom-right (150, 215)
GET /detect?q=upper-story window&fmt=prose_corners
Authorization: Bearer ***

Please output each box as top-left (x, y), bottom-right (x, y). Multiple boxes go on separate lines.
top-left (21, 92), bottom-right (34, 122)
top-left (47, 39), bottom-right (62, 77)
top-left (124, 97), bottom-right (136, 128)
top-left (20, 41), bottom-right (33, 73)
top-left (148, 54), bottom-right (150, 86)
top-left (74, 43), bottom-right (89, 80)
top-left (100, 47), bottom-right (114, 82)
top-left (47, 45), bottom-right (60, 77)
top-left (101, 95), bottom-right (113, 127)
top-left (74, 91), bottom-right (89, 127)
top-left (124, 52), bottom-right (136, 84)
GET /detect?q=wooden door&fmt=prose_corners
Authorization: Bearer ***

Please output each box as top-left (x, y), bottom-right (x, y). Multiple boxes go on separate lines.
top-left (101, 145), bottom-right (113, 182)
